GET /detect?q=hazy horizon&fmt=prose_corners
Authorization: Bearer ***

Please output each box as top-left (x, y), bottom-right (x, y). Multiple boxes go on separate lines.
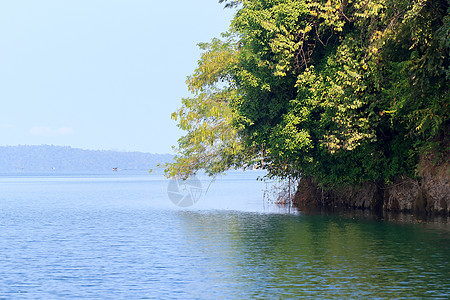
top-left (0, 144), bottom-right (173, 154)
top-left (0, 144), bottom-right (173, 172)
top-left (0, 1), bottom-right (235, 154)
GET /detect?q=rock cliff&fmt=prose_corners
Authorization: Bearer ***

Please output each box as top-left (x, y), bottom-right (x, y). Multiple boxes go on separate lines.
top-left (293, 153), bottom-right (450, 215)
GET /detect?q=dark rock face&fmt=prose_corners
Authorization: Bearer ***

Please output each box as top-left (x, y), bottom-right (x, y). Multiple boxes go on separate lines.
top-left (383, 177), bottom-right (419, 212)
top-left (294, 178), bottom-right (384, 212)
top-left (293, 154), bottom-right (450, 215)
top-left (418, 153), bottom-right (450, 214)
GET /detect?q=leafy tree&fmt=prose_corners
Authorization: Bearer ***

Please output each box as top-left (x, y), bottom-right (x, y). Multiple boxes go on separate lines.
top-left (165, 37), bottom-right (255, 178)
top-left (167, 0), bottom-right (449, 186)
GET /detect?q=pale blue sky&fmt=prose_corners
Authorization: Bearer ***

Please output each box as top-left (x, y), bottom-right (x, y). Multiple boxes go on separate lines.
top-left (0, 1), bottom-right (235, 153)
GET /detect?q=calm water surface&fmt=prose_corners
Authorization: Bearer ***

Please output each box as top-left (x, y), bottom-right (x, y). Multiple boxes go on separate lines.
top-left (0, 171), bottom-right (449, 299)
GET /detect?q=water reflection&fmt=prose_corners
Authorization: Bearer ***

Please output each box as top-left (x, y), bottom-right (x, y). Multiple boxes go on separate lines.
top-left (176, 211), bottom-right (450, 298)
top-left (0, 172), bottom-right (448, 298)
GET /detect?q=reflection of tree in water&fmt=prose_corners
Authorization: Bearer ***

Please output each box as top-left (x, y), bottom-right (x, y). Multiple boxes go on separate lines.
top-left (175, 211), bottom-right (450, 298)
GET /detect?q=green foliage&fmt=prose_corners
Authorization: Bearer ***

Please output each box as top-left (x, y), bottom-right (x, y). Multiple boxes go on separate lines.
top-left (167, 0), bottom-right (449, 185)
top-left (165, 37), bottom-right (257, 178)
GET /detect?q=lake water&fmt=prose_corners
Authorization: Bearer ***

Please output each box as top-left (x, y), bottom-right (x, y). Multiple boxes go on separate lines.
top-left (0, 171), bottom-right (449, 299)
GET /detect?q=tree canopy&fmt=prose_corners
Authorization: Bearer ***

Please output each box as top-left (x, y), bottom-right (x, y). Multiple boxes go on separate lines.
top-left (166, 0), bottom-right (449, 186)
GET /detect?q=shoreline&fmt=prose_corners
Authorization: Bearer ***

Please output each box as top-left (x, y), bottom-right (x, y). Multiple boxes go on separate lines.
top-left (293, 153), bottom-right (450, 217)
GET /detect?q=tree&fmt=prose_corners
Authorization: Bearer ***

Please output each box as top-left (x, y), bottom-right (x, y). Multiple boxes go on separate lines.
top-left (165, 37), bottom-right (255, 178)
top-left (167, 0), bottom-right (449, 186)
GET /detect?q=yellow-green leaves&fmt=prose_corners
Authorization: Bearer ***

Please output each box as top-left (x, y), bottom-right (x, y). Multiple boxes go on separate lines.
top-left (188, 38), bottom-right (239, 93)
top-left (165, 38), bottom-right (253, 178)
top-left (168, 0), bottom-right (448, 185)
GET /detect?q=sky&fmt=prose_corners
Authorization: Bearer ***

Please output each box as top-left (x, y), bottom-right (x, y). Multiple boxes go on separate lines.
top-left (0, 1), bottom-right (235, 154)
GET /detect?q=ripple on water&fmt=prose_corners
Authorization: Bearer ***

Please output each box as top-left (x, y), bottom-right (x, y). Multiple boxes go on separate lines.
top-left (0, 173), bottom-right (449, 299)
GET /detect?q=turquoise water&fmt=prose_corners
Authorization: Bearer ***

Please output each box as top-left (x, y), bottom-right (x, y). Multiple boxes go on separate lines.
top-left (0, 171), bottom-right (449, 299)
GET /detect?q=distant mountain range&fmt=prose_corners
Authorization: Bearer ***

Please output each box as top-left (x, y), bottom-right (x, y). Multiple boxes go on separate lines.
top-left (0, 145), bottom-right (173, 172)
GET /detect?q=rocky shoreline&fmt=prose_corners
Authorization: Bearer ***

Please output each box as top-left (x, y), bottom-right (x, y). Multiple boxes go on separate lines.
top-left (293, 154), bottom-right (450, 216)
